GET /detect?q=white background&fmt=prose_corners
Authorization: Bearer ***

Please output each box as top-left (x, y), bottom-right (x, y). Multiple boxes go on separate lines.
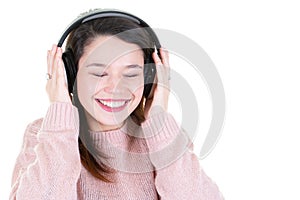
top-left (1, 0), bottom-right (300, 199)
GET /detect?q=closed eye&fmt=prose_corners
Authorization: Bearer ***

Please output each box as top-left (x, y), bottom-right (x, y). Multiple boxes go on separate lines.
top-left (90, 73), bottom-right (108, 77)
top-left (124, 74), bottom-right (140, 78)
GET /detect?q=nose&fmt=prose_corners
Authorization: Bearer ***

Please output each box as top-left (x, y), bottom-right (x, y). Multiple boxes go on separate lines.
top-left (103, 75), bottom-right (123, 94)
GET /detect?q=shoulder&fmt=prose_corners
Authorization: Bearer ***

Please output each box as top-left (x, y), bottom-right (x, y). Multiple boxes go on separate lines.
top-left (18, 118), bottom-right (45, 151)
top-left (24, 118), bottom-right (44, 137)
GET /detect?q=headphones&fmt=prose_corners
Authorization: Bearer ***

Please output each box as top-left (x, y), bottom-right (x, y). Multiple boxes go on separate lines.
top-left (57, 9), bottom-right (161, 98)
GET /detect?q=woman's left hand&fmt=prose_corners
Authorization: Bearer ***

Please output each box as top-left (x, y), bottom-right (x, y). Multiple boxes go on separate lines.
top-left (144, 48), bottom-right (170, 119)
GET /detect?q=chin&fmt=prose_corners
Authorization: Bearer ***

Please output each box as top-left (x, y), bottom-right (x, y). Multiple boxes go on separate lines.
top-left (85, 105), bottom-right (131, 131)
top-left (83, 111), bottom-right (126, 131)
top-left (99, 114), bottom-right (126, 126)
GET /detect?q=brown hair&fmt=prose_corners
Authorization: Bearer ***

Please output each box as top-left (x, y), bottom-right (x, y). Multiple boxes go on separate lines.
top-left (66, 17), bottom-right (154, 182)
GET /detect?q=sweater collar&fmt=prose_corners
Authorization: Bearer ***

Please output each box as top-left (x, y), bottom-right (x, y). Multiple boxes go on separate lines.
top-left (83, 117), bottom-right (153, 173)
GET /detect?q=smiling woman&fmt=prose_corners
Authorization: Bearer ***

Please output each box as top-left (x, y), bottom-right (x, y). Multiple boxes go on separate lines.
top-left (9, 9), bottom-right (224, 200)
top-left (76, 36), bottom-right (145, 131)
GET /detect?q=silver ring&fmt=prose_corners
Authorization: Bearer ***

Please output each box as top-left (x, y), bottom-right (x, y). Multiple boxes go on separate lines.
top-left (46, 73), bottom-right (52, 80)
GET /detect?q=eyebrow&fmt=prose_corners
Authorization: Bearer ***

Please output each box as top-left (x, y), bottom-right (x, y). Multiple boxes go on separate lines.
top-left (125, 64), bottom-right (143, 69)
top-left (85, 63), bottom-right (142, 69)
top-left (85, 63), bottom-right (106, 68)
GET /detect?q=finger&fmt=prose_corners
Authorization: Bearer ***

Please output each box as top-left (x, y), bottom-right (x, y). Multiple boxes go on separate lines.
top-left (56, 49), bottom-right (67, 87)
top-left (153, 51), bottom-right (163, 66)
top-left (153, 52), bottom-right (169, 84)
top-left (49, 44), bottom-right (57, 75)
top-left (57, 59), bottom-right (64, 84)
top-left (54, 47), bottom-right (63, 83)
top-left (47, 50), bottom-right (51, 75)
top-left (159, 47), bottom-right (170, 67)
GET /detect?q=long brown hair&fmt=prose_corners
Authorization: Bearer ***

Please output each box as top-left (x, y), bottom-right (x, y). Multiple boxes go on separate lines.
top-left (66, 17), bottom-right (154, 182)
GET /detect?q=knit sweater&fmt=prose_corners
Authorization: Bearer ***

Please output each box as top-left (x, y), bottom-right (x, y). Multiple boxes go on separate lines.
top-left (9, 102), bottom-right (223, 200)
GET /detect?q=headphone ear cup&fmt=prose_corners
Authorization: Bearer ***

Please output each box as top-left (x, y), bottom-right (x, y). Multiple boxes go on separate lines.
top-left (62, 48), bottom-right (77, 94)
top-left (143, 53), bottom-right (156, 98)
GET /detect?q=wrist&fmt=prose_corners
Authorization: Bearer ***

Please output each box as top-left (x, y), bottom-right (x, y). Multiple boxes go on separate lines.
top-left (142, 112), bottom-right (191, 169)
top-left (41, 102), bottom-right (79, 132)
top-left (142, 111), bottom-right (187, 150)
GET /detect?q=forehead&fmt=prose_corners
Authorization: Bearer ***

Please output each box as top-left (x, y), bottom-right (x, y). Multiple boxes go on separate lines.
top-left (79, 36), bottom-right (144, 67)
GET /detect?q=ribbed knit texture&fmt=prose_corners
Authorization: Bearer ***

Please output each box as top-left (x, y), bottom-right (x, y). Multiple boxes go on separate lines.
top-left (10, 102), bottom-right (224, 200)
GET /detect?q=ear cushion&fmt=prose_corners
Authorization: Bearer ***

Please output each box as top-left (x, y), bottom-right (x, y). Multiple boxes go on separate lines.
top-left (143, 53), bottom-right (156, 98)
top-left (62, 48), bottom-right (77, 94)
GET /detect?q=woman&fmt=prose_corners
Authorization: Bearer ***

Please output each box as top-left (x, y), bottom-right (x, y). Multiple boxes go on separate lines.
top-left (10, 9), bottom-right (223, 199)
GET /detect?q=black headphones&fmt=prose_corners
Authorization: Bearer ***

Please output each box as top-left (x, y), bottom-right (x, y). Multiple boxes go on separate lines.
top-left (57, 9), bottom-right (161, 98)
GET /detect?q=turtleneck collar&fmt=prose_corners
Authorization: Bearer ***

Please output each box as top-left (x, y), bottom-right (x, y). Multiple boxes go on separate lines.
top-left (83, 117), bottom-right (154, 174)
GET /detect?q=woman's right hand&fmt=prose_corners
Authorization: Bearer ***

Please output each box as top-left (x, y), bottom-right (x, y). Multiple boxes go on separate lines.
top-left (46, 45), bottom-right (72, 104)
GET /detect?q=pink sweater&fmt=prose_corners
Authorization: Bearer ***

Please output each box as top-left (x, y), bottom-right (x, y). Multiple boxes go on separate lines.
top-left (10, 102), bottom-right (223, 199)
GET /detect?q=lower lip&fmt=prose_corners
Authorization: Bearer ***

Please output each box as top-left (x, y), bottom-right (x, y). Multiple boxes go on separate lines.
top-left (96, 100), bottom-right (129, 112)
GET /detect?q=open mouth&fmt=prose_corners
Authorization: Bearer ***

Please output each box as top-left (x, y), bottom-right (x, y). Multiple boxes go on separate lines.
top-left (95, 99), bottom-right (131, 112)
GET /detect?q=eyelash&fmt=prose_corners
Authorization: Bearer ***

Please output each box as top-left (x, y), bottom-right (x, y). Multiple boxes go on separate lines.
top-left (91, 73), bottom-right (139, 78)
top-left (124, 74), bottom-right (139, 78)
top-left (92, 73), bottom-right (107, 77)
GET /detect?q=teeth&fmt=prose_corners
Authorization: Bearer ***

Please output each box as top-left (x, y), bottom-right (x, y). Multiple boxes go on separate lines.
top-left (98, 99), bottom-right (127, 108)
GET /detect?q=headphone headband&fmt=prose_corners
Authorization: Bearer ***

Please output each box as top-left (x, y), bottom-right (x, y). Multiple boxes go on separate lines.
top-left (59, 9), bottom-right (159, 98)
top-left (57, 9), bottom-right (161, 50)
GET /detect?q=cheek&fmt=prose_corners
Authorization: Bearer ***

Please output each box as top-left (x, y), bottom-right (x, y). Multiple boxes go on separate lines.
top-left (124, 76), bottom-right (144, 92)
top-left (129, 85), bottom-right (144, 113)
top-left (134, 85), bottom-right (144, 99)
top-left (76, 71), bottom-right (99, 103)
top-left (130, 78), bottom-right (144, 104)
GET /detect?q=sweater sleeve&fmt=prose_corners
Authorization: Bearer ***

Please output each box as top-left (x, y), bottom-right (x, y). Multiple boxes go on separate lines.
top-left (142, 112), bottom-right (224, 200)
top-left (9, 102), bottom-right (81, 200)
